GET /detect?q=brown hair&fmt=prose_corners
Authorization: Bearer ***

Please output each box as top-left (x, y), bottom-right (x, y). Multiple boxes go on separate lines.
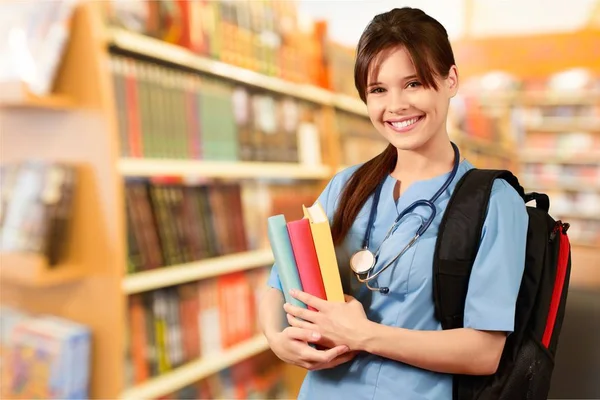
top-left (331, 7), bottom-right (457, 245)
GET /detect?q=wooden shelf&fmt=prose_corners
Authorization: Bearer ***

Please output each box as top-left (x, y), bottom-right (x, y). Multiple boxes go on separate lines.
top-left (0, 252), bottom-right (85, 287)
top-left (120, 334), bottom-right (270, 400)
top-left (519, 90), bottom-right (600, 106)
top-left (556, 213), bottom-right (600, 222)
top-left (123, 249), bottom-right (274, 294)
top-left (520, 150), bottom-right (600, 164)
top-left (334, 94), bottom-right (368, 117)
top-left (118, 158), bottom-right (332, 180)
top-left (0, 82), bottom-right (75, 110)
top-left (106, 27), bottom-right (367, 117)
top-left (523, 179), bottom-right (600, 192)
top-left (525, 117), bottom-right (600, 133)
top-left (452, 133), bottom-right (515, 157)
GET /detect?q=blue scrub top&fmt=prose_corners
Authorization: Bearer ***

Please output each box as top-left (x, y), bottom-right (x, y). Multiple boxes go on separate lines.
top-left (267, 160), bottom-right (528, 400)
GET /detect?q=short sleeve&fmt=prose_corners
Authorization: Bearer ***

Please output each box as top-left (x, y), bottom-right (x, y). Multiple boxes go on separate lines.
top-left (463, 180), bottom-right (528, 333)
top-left (266, 170), bottom-right (347, 291)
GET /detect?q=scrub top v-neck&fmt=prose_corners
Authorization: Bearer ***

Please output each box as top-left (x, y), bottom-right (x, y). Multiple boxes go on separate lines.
top-left (267, 159), bottom-right (528, 400)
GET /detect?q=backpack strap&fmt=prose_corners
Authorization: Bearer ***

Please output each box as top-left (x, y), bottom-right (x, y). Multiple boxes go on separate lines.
top-left (433, 169), bottom-right (525, 330)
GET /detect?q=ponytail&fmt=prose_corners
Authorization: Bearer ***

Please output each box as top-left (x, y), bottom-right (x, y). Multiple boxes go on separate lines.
top-left (331, 144), bottom-right (397, 245)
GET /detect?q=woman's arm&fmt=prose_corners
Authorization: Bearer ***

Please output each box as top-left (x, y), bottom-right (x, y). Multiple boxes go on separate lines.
top-left (284, 290), bottom-right (505, 376)
top-left (358, 322), bottom-right (505, 375)
top-left (258, 286), bottom-right (286, 340)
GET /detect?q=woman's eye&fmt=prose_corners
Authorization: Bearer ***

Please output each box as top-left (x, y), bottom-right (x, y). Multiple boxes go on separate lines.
top-left (407, 81), bottom-right (422, 88)
top-left (369, 87), bottom-right (385, 94)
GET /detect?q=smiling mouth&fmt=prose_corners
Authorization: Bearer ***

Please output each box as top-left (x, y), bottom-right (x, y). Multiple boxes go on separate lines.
top-left (386, 116), bottom-right (424, 132)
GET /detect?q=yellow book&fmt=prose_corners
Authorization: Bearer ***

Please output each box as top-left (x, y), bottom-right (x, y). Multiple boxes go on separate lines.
top-left (302, 201), bottom-right (345, 302)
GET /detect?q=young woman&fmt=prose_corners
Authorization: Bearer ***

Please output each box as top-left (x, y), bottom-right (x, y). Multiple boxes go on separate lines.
top-left (259, 7), bottom-right (528, 400)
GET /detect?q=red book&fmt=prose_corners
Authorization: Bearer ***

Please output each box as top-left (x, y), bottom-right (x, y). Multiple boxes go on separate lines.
top-left (287, 218), bottom-right (327, 311)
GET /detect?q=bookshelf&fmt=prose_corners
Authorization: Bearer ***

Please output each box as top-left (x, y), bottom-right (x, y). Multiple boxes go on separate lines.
top-left (3, 2), bottom-right (568, 399)
top-left (123, 249), bottom-right (273, 295)
top-left (514, 88), bottom-right (600, 288)
top-left (118, 159), bottom-right (331, 180)
top-left (0, 252), bottom-right (86, 287)
top-left (120, 335), bottom-right (269, 400)
top-left (107, 27), bottom-right (368, 118)
top-left (0, 2), bottom-right (365, 399)
top-left (0, 82), bottom-right (75, 110)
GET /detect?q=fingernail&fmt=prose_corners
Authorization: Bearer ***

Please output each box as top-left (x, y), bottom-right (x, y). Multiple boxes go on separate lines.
top-left (312, 332), bottom-right (320, 339)
top-left (289, 289), bottom-right (296, 296)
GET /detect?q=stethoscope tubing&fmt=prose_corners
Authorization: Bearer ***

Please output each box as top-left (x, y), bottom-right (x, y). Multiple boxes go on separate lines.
top-left (351, 142), bottom-right (461, 286)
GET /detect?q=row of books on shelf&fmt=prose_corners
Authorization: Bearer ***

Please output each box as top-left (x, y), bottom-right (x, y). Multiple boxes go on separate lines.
top-left (335, 110), bottom-right (389, 166)
top-left (522, 164), bottom-right (600, 187)
top-left (523, 186), bottom-right (600, 247)
top-left (520, 103), bottom-right (600, 119)
top-left (126, 178), bottom-right (320, 273)
top-left (557, 219), bottom-right (600, 247)
top-left (126, 179), bottom-right (247, 271)
top-left (125, 267), bottom-right (270, 384)
top-left (447, 94), bottom-right (515, 146)
top-left (0, 161), bottom-right (76, 265)
top-left (156, 352), bottom-right (287, 400)
top-left (0, 307), bottom-right (91, 400)
top-left (544, 191), bottom-right (600, 219)
top-left (461, 150), bottom-right (516, 170)
top-left (522, 132), bottom-right (600, 158)
top-left (111, 54), bottom-right (324, 163)
top-left (107, 0), bottom-right (334, 89)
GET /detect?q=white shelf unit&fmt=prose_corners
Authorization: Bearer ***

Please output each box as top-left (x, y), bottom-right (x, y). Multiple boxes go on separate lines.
top-left (522, 179), bottom-right (600, 193)
top-left (107, 27), bottom-right (368, 117)
top-left (123, 249), bottom-right (274, 294)
top-left (524, 116), bottom-right (600, 133)
top-left (520, 151), bottom-right (600, 165)
top-left (519, 90), bottom-right (600, 106)
top-left (118, 158), bottom-right (332, 180)
top-left (120, 335), bottom-right (269, 400)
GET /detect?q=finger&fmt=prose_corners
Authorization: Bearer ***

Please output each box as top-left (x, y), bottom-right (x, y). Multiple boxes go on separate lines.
top-left (302, 344), bottom-right (349, 364)
top-left (321, 344), bottom-right (351, 363)
top-left (344, 294), bottom-right (356, 302)
top-left (283, 303), bottom-right (319, 323)
top-left (287, 313), bottom-right (317, 331)
top-left (290, 289), bottom-right (328, 311)
top-left (284, 326), bottom-right (322, 343)
top-left (313, 350), bottom-right (357, 370)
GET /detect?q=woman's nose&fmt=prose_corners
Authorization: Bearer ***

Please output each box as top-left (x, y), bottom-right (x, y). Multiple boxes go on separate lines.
top-left (387, 90), bottom-right (410, 114)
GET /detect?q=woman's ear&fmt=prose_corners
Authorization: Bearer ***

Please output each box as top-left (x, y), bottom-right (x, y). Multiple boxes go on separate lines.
top-left (447, 65), bottom-right (459, 97)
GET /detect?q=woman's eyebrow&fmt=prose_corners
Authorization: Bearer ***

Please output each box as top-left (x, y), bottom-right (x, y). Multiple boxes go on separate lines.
top-left (367, 74), bottom-right (419, 88)
top-left (403, 74), bottom-right (419, 81)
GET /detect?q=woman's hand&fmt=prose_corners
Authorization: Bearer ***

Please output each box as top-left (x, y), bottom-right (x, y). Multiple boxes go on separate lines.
top-left (267, 326), bottom-right (354, 371)
top-left (284, 290), bottom-right (369, 351)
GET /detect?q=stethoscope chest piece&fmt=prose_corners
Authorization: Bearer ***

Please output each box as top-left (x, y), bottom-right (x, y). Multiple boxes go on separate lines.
top-left (350, 248), bottom-right (376, 275)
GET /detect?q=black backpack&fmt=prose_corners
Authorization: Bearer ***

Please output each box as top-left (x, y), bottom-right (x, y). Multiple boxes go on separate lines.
top-left (433, 169), bottom-right (572, 400)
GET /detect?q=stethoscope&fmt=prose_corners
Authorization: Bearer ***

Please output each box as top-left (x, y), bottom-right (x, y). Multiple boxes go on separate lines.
top-left (349, 142), bottom-right (460, 294)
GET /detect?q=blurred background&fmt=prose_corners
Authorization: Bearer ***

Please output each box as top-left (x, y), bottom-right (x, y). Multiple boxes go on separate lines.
top-left (0, 0), bottom-right (598, 399)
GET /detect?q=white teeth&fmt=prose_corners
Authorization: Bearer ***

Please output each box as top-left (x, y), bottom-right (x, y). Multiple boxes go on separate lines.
top-left (391, 117), bottom-right (420, 129)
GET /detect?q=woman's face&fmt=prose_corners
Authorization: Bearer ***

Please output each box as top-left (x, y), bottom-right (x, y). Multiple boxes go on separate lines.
top-left (365, 46), bottom-right (458, 151)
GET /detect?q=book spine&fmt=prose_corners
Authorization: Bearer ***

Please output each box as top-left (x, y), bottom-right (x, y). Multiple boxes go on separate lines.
top-left (287, 219), bottom-right (327, 310)
top-left (266, 215), bottom-right (305, 309)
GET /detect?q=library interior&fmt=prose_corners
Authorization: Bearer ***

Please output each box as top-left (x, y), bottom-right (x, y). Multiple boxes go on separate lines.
top-left (0, 1), bottom-right (598, 399)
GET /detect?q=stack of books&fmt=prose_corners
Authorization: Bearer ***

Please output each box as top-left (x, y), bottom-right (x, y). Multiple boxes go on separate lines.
top-left (0, 307), bottom-right (91, 399)
top-left (267, 201), bottom-right (344, 311)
